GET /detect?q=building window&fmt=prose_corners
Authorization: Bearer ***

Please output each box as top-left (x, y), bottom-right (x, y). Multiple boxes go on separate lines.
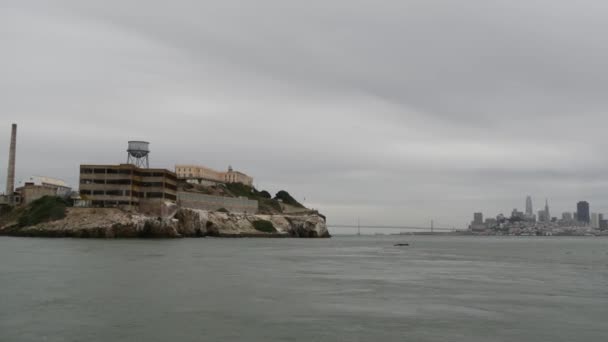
top-left (145, 192), bottom-right (164, 198)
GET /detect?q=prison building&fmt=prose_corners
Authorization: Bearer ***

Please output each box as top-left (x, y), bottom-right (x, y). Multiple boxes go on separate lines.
top-left (79, 164), bottom-right (177, 209)
top-left (175, 164), bottom-right (253, 186)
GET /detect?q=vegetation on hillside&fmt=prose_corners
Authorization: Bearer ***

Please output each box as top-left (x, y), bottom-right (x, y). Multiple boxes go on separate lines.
top-left (258, 190), bottom-right (271, 199)
top-left (274, 190), bottom-right (304, 208)
top-left (252, 219), bottom-right (276, 233)
top-left (224, 183), bottom-right (286, 214)
top-left (181, 181), bottom-right (311, 215)
top-left (224, 182), bottom-right (259, 199)
top-left (18, 196), bottom-right (68, 227)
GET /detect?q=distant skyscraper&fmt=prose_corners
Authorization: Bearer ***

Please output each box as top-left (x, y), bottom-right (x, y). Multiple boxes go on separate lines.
top-left (525, 196), bottom-right (533, 216)
top-left (538, 210), bottom-right (547, 223)
top-left (544, 199), bottom-right (550, 221)
top-left (577, 201), bottom-right (590, 224)
top-left (591, 213), bottom-right (599, 229)
top-left (473, 212), bottom-right (483, 225)
top-left (562, 212), bottom-right (573, 221)
top-left (511, 208), bottom-right (524, 220)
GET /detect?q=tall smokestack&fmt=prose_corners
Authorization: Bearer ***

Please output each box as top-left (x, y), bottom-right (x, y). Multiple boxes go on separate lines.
top-left (6, 123), bottom-right (16, 195)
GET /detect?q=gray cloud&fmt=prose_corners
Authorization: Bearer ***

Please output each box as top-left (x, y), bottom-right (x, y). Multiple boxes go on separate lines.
top-left (2, 0), bottom-right (608, 228)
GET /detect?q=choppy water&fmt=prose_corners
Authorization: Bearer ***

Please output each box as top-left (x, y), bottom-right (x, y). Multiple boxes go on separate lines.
top-left (0, 236), bottom-right (607, 342)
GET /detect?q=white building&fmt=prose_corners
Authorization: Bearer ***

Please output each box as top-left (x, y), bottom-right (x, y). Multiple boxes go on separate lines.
top-left (27, 176), bottom-right (72, 197)
top-left (591, 213), bottom-right (599, 229)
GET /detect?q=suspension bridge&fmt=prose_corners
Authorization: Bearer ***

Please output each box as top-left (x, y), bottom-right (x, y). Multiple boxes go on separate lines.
top-left (328, 224), bottom-right (461, 232)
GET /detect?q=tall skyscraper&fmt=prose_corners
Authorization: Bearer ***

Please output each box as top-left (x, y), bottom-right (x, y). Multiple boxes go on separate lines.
top-left (525, 196), bottom-right (533, 216)
top-left (544, 199), bottom-right (550, 221)
top-left (577, 201), bottom-right (590, 224)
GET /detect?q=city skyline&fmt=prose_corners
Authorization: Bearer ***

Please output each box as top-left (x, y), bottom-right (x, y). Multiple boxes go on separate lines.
top-left (474, 195), bottom-right (602, 224)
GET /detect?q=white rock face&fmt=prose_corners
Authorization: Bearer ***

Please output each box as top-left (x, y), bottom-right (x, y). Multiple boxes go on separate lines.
top-left (175, 209), bottom-right (329, 238)
top-left (0, 207), bottom-right (329, 238)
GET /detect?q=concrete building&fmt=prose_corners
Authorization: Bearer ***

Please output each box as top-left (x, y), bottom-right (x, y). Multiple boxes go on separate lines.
top-left (473, 212), bottom-right (483, 225)
top-left (28, 176), bottom-right (71, 196)
top-left (511, 209), bottom-right (524, 220)
top-left (15, 183), bottom-right (56, 205)
top-left (484, 218), bottom-right (497, 227)
top-left (562, 212), bottom-right (573, 221)
top-left (591, 213), bottom-right (599, 229)
top-left (15, 177), bottom-right (71, 205)
top-left (175, 164), bottom-right (253, 186)
top-left (79, 164), bottom-right (177, 213)
top-left (469, 212), bottom-right (486, 231)
top-left (538, 210), bottom-right (547, 223)
top-left (577, 201), bottom-right (590, 224)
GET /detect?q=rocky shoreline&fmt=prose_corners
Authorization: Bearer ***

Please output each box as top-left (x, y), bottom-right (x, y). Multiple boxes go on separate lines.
top-left (0, 207), bottom-right (330, 239)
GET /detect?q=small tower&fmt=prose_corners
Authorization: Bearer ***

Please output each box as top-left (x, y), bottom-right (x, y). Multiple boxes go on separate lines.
top-left (126, 141), bottom-right (150, 168)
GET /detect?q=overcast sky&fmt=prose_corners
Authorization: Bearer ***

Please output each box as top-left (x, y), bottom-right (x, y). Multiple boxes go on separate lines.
top-left (2, 0), bottom-right (608, 229)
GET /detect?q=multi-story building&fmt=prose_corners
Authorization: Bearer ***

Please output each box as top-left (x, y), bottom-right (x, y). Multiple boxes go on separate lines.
top-left (79, 164), bottom-right (177, 210)
top-left (511, 209), bottom-right (525, 220)
top-left (577, 201), bottom-right (590, 224)
top-left (591, 213), bottom-right (600, 229)
top-left (11, 176), bottom-right (72, 205)
top-left (538, 210), bottom-right (547, 223)
top-left (473, 212), bottom-right (483, 225)
top-left (175, 164), bottom-right (253, 186)
top-left (27, 176), bottom-right (72, 197)
top-left (469, 212), bottom-right (486, 231)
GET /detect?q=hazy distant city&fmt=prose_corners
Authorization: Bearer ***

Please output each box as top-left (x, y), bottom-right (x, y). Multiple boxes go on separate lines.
top-left (469, 196), bottom-right (607, 236)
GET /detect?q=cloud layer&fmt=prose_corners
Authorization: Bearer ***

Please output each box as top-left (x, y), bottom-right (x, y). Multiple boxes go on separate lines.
top-left (2, 0), bottom-right (608, 228)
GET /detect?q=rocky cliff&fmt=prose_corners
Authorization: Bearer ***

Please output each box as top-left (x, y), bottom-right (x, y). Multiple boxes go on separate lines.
top-left (0, 207), bottom-right (330, 238)
top-left (175, 209), bottom-right (329, 238)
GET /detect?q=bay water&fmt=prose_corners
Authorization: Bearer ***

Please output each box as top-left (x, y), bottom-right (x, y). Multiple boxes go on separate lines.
top-left (1, 236), bottom-right (606, 341)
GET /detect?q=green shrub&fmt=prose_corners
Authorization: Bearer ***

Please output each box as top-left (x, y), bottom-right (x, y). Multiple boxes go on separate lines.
top-left (18, 196), bottom-right (67, 227)
top-left (274, 190), bottom-right (304, 208)
top-left (258, 190), bottom-right (271, 199)
top-left (259, 198), bottom-right (282, 213)
top-left (225, 182), bottom-right (256, 199)
top-left (252, 219), bottom-right (276, 233)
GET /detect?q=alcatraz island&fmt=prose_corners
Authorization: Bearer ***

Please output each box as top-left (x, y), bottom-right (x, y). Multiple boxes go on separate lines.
top-left (0, 124), bottom-right (329, 238)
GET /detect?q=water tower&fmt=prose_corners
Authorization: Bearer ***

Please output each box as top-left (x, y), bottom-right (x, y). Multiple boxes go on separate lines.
top-left (126, 141), bottom-right (150, 168)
